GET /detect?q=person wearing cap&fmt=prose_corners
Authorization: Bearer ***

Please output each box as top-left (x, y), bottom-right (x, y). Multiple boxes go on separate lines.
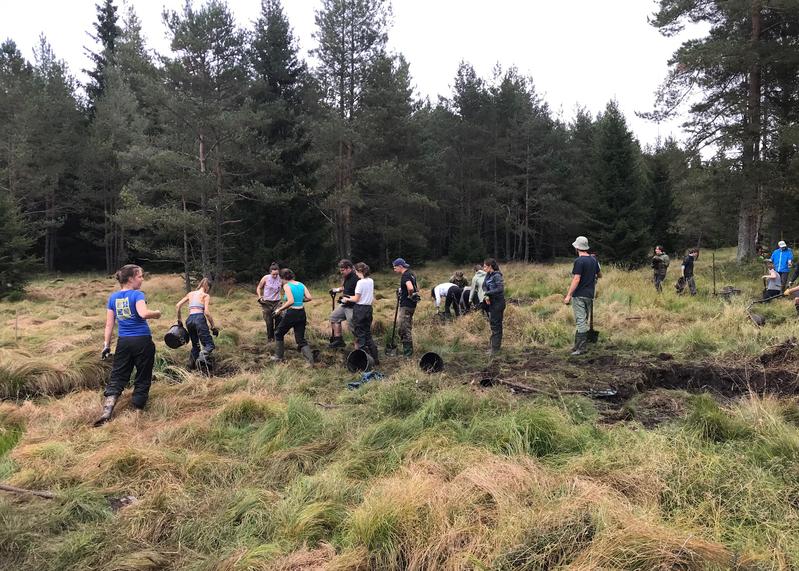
top-left (676, 248), bottom-right (699, 295)
top-left (771, 241), bottom-right (793, 292)
top-left (563, 236), bottom-right (601, 356)
top-left (482, 258), bottom-right (506, 354)
top-left (392, 258), bottom-right (420, 356)
top-left (256, 263), bottom-right (282, 342)
top-left (651, 246), bottom-right (670, 293)
top-left (327, 259), bottom-right (358, 348)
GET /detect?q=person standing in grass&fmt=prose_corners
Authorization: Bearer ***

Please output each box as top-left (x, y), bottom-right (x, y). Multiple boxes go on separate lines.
top-left (482, 258), bottom-right (506, 355)
top-left (271, 268), bottom-right (315, 365)
top-left (327, 259), bottom-right (358, 349)
top-left (392, 258), bottom-right (420, 357)
top-left (256, 263), bottom-right (282, 342)
top-left (469, 264), bottom-right (488, 316)
top-left (771, 240), bottom-right (793, 291)
top-left (651, 245), bottom-right (670, 293)
top-left (676, 248), bottom-right (699, 295)
top-left (342, 262), bottom-right (379, 365)
top-left (95, 264), bottom-right (161, 426)
top-left (175, 277), bottom-right (218, 370)
top-left (563, 236), bottom-right (601, 356)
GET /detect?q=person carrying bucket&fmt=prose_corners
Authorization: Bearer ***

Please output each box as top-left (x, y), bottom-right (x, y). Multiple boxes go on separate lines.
top-left (175, 277), bottom-right (218, 370)
top-left (95, 264), bottom-right (161, 426)
top-left (271, 268), bottom-right (315, 365)
top-left (342, 262), bottom-right (379, 365)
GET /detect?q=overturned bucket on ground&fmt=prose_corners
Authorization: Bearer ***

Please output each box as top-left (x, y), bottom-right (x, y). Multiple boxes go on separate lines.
top-left (419, 352), bottom-right (444, 373)
top-left (346, 349), bottom-right (375, 373)
top-left (164, 323), bottom-right (189, 349)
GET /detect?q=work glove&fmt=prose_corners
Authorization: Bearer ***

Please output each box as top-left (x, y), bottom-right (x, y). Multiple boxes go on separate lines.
top-left (329, 288), bottom-right (336, 295)
top-left (410, 291), bottom-right (421, 302)
top-left (211, 327), bottom-right (219, 337)
top-left (272, 308), bottom-right (282, 317)
top-left (101, 346), bottom-right (111, 360)
top-left (396, 287), bottom-right (401, 298)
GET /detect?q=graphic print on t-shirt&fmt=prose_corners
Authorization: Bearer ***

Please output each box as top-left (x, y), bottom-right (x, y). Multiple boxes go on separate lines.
top-left (115, 297), bottom-right (133, 320)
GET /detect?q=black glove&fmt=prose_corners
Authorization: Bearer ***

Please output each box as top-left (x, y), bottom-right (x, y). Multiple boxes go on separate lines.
top-left (211, 327), bottom-right (219, 336)
top-left (177, 320), bottom-right (183, 327)
top-left (410, 291), bottom-right (421, 302)
top-left (338, 297), bottom-right (347, 305)
top-left (101, 346), bottom-right (111, 360)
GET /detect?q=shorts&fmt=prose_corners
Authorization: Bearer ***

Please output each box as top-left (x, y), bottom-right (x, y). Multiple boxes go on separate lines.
top-left (329, 305), bottom-right (354, 324)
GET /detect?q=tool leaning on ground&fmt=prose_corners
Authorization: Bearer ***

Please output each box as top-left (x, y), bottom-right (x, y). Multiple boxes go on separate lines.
top-left (587, 295), bottom-right (599, 343)
top-left (385, 289), bottom-right (400, 356)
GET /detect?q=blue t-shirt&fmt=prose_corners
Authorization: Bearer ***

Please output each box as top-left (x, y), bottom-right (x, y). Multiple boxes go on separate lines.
top-left (107, 289), bottom-right (151, 337)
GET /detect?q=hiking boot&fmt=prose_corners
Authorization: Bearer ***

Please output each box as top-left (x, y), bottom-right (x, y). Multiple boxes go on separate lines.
top-left (571, 332), bottom-right (588, 356)
top-left (402, 342), bottom-right (413, 357)
top-left (271, 339), bottom-right (285, 362)
top-left (328, 336), bottom-right (346, 349)
top-left (93, 395), bottom-right (118, 427)
top-left (301, 345), bottom-right (315, 365)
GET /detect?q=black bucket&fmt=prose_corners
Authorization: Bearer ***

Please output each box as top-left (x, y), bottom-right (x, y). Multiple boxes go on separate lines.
top-left (164, 323), bottom-right (189, 349)
top-left (419, 352), bottom-right (444, 373)
top-left (346, 349), bottom-right (375, 373)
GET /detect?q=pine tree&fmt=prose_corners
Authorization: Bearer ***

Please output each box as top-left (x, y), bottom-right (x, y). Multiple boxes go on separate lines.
top-left (0, 190), bottom-right (35, 299)
top-left (591, 101), bottom-right (650, 264)
top-left (84, 0), bottom-right (121, 112)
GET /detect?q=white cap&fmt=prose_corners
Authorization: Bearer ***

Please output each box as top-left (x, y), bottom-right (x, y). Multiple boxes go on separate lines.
top-left (779, 240), bottom-right (787, 248)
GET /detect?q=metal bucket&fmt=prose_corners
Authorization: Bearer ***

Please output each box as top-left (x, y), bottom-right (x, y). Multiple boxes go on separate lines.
top-left (346, 349), bottom-right (375, 373)
top-left (164, 323), bottom-right (189, 349)
top-left (419, 352), bottom-right (444, 373)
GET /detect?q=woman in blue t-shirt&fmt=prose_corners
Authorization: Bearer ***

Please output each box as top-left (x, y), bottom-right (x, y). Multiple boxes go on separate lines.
top-left (271, 268), bottom-right (315, 364)
top-left (95, 264), bottom-right (162, 426)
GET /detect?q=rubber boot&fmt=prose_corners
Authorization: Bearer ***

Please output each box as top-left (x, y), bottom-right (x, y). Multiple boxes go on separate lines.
top-left (328, 336), bottom-right (345, 349)
top-left (402, 342), bottom-right (413, 357)
top-left (94, 395), bottom-right (118, 427)
top-left (571, 332), bottom-right (588, 356)
top-left (301, 345), bottom-right (315, 365)
top-left (369, 344), bottom-right (380, 366)
top-left (187, 352), bottom-right (197, 370)
top-left (271, 339), bottom-right (285, 362)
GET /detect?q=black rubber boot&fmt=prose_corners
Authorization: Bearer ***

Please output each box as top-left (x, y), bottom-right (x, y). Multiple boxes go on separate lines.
top-left (301, 345), bottom-right (315, 365)
top-left (571, 332), bottom-right (588, 356)
top-left (271, 339), bottom-right (285, 362)
top-left (328, 336), bottom-right (345, 349)
top-left (94, 395), bottom-right (118, 427)
top-left (402, 342), bottom-right (413, 357)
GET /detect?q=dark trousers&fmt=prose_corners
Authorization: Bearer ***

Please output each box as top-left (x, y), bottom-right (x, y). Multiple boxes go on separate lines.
top-left (488, 297), bottom-right (506, 352)
top-left (654, 272), bottom-right (666, 293)
top-left (352, 304), bottom-right (378, 360)
top-left (260, 299), bottom-right (280, 340)
top-left (275, 308), bottom-right (308, 348)
top-left (763, 288), bottom-right (782, 301)
top-left (186, 313), bottom-right (215, 359)
top-left (460, 288), bottom-right (472, 313)
top-left (780, 271), bottom-right (790, 292)
top-left (444, 286), bottom-right (463, 316)
top-left (105, 335), bottom-right (155, 409)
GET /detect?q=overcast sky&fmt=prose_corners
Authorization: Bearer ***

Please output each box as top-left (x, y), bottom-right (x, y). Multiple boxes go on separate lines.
top-left (1, 0), bottom-right (705, 148)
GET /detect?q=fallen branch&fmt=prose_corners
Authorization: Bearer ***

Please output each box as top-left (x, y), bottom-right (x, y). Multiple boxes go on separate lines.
top-left (0, 483), bottom-right (56, 499)
top-left (314, 402), bottom-right (340, 409)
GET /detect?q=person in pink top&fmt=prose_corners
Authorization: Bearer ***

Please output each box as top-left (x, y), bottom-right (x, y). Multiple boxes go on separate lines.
top-left (256, 263), bottom-right (282, 342)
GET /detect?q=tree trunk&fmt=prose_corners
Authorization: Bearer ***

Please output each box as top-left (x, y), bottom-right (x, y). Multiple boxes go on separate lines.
top-left (183, 194), bottom-right (190, 292)
top-left (737, 0), bottom-right (762, 262)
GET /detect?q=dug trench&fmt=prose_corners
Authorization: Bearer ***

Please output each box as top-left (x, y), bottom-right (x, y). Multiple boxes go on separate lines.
top-left (469, 338), bottom-right (799, 427)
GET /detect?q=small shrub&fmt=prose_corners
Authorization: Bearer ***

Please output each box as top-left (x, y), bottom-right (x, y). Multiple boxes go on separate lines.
top-left (684, 394), bottom-right (752, 442)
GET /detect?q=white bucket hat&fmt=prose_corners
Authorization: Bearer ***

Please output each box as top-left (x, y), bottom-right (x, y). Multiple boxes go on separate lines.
top-left (572, 236), bottom-right (590, 251)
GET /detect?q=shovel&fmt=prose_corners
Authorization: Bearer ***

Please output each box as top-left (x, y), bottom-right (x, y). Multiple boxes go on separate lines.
top-left (385, 294), bottom-right (400, 356)
top-left (587, 298), bottom-right (599, 343)
top-left (329, 290), bottom-right (336, 339)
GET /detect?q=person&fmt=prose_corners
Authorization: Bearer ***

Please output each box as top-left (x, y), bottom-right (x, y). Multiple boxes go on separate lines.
top-left (762, 261), bottom-right (782, 301)
top-left (431, 281), bottom-right (462, 317)
top-left (449, 271), bottom-right (468, 289)
top-left (563, 236), bottom-right (601, 356)
top-left (459, 286), bottom-right (472, 313)
top-left (675, 248), bottom-right (699, 295)
top-left (256, 263), bottom-right (281, 342)
top-left (771, 240), bottom-right (793, 291)
top-left (175, 277), bottom-right (218, 370)
top-left (327, 259), bottom-right (358, 348)
top-left (392, 258), bottom-right (420, 357)
top-left (271, 268), bottom-right (315, 364)
top-left (342, 262), bottom-right (379, 365)
top-left (783, 283), bottom-right (799, 316)
top-left (651, 246), bottom-right (670, 293)
top-left (482, 258), bottom-right (506, 355)
top-left (95, 264), bottom-right (161, 426)
top-left (469, 264), bottom-right (488, 316)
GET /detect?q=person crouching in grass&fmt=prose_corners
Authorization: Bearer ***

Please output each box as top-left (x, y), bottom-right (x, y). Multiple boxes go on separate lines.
top-left (95, 264), bottom-right (161, 426)
top-left (342, 262), bottom-right (379, 365)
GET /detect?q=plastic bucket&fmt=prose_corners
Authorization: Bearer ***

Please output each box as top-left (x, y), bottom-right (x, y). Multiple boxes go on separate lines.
top-left (419, 352), bottom-right (444, 373)
top-left (164, 323), bottom-right (189, 349)
top-left (346, 349), bottom-right (375, 373)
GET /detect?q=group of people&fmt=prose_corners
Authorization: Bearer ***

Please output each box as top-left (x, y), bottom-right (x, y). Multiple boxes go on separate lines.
top-left (93, 235), bottom-right (606, 424)
top-left (650, 246), bottom-right (699, 295)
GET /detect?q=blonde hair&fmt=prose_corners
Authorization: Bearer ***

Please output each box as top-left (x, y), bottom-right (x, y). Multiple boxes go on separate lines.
top-left (197, 277), bottom-right (211, 292)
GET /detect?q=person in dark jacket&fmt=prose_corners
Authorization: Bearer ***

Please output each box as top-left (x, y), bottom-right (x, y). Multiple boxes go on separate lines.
top-left (563, 236), bottom-right (601, 356)
top-left (392, 258), bottom-right (420, 356)
top-left (651, 246), bottom-right (670, 293)
top-left (482, 258), bottom-right (506, 355)
top-left (328, 259), bottom-right (358, 348)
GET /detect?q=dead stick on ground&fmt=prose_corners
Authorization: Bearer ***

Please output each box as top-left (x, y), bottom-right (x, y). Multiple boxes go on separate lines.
top-left (0, 483), bottom-right (56, 499)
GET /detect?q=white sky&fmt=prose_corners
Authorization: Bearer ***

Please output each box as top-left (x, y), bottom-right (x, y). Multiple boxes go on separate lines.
top-left (1, 0), bottom-right (705, 148)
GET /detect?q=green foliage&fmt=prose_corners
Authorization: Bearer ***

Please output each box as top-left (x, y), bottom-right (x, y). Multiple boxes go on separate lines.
top-left (0, 192), bottom-right (36, 298)
top-left (684, 394), bottom-right (752, 442)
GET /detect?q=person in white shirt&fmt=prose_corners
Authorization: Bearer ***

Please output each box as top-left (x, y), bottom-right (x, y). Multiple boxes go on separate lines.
top-left (341, 262), bottom-right (379, 365)
top-left (431, 282), bottom-right (463, 317)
